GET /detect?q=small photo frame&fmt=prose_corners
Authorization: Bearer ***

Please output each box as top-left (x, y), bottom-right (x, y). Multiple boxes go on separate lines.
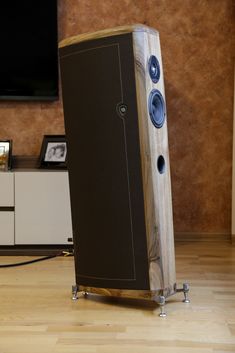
top-left (0, 140), bottom-right (12, 171)
top-left (39, 135), bottom-right (67, 169)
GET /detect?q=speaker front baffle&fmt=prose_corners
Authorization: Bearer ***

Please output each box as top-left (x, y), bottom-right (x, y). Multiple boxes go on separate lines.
top-left (59, 24), bottom-right (190, 316)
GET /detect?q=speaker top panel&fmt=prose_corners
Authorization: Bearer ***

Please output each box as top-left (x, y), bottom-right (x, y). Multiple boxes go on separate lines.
top-left (59, 24), bottom-right (158, 49)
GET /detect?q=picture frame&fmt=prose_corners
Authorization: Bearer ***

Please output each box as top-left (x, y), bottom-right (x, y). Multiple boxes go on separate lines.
top-left (0, 140), bottom-right (12, 171)
top-left (39, 135), bottom-right (67, 169)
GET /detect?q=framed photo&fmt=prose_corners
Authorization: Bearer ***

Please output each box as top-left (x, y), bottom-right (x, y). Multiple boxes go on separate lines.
top-left (39, 135), bottom-right (67, 169)
top-left (0, 140), bottom-right (12, 171)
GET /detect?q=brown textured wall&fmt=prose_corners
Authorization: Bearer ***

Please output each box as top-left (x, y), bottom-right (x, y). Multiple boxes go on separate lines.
top-left (0, 0), bottom-right (234, 234)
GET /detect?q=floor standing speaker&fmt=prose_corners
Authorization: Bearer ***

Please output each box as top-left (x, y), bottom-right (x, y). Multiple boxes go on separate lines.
top-left (59, 25), bottom-right (189, 314)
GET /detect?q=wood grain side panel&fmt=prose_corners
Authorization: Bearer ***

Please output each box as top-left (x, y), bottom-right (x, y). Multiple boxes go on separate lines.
top-left (133, 31), bottom-right (176, 291)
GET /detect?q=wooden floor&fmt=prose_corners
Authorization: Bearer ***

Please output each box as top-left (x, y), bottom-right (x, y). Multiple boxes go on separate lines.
top-left (0, 241), bottom-right (235, 353)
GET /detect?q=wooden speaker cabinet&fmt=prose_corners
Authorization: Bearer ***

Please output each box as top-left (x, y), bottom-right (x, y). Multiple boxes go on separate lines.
top-left (59, 25), bottom-right (189, 313)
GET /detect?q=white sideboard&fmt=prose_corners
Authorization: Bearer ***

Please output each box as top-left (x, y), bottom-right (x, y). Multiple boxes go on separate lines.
top-left (0, 170), bottom-right (73, 246)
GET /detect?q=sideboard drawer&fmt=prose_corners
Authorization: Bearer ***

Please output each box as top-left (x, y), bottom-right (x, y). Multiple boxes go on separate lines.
top-left (0, 172), bottom-right (14, 206)
top-left (0, 212), bottom-right (14, 245)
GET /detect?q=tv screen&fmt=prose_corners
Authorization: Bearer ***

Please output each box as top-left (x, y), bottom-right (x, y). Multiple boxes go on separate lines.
top-left (0, 0), bottom-right (58, 101)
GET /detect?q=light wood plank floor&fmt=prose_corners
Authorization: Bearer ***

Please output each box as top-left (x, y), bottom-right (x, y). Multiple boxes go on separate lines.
top-left (0, 241), bottom-right (234, 353)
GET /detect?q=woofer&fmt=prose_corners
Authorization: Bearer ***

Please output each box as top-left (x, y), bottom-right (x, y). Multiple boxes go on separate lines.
top-left (148, 89), bottom-right (165, 128)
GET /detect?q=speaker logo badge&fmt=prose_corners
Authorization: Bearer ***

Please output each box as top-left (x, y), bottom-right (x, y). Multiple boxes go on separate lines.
top-left (116, 103), bottom-right (128, 118)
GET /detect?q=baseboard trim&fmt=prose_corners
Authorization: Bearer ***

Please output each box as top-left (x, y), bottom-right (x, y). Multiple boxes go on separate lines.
top-left (175, 232), bottom-right (232, 242)
top-left (232, 234), bottom-right (235, 244)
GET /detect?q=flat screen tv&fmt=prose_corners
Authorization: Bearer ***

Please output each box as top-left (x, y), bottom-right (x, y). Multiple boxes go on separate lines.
top-left (0, 0), bottom-right (58, 101)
